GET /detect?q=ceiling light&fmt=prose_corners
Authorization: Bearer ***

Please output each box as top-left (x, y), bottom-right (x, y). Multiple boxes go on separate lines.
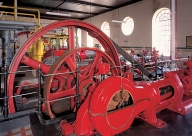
top-left (112, 20), bottom-right (125, 23)
top-left (112, 0), bottom-right (125, 24)
top-left (46, 12), bottom-right (71, 17)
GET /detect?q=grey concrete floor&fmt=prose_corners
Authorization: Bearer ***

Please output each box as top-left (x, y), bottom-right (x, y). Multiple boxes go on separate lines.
top-left (28, 109), bottom-right (192, 136)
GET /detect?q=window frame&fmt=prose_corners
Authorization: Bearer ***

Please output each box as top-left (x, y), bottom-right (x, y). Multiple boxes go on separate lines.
top-left (121, 16), bottom-right (134, 36)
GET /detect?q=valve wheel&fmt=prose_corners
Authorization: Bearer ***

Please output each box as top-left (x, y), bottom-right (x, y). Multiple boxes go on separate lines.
top-left (7, 20), bottom-right (120, 113)
top-left (44, 47), bottom-right (118, 118)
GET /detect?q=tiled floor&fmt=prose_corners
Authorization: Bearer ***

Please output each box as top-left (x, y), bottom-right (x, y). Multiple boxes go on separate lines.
top-left (0, 125), bottom-right (33, 136)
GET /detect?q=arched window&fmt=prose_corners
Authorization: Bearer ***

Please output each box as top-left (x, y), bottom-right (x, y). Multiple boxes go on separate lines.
top-left (101, 22), bottom-right (110, 37)
top-left (121, 17), bottom-right (134, 36)
top-left (152, 8), bottom-right (171, 56)
top-left (77, 28), bottom-right (81, 47)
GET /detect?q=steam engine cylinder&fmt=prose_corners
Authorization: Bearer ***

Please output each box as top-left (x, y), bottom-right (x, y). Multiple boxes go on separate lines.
top-left (79, 50), bottom-right (96, 61)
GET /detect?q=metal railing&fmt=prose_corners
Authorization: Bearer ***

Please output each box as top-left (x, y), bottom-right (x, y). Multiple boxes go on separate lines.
top-left (2, 11), bottom-right (37, 23)
top-left (0, 5), bottom-right (41, 28)
top-left (0, 56), bottom-right (189, 120)
top-left (0, 63), bottom-right (84, 120)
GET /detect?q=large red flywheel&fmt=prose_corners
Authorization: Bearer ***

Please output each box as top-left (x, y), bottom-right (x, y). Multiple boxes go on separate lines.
top-left (7, 20), bottom-right (121, 114)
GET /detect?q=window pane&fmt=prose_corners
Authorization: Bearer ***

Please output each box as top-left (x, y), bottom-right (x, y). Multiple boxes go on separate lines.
top-left (121, 17), bottom-right (134, 35)
top-left (153, 8), bottom-right (171, 56)
top-left (101, 22), bottom-right (110, 37)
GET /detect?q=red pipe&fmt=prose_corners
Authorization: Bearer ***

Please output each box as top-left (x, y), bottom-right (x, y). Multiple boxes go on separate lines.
top-left (21, 55), bottom-right (50, 73)
top-left (18, 31), bottom-right (30, 38)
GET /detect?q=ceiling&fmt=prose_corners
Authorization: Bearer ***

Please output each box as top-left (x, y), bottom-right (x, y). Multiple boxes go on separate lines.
top-left (0, 0), bottom-right (142, 21)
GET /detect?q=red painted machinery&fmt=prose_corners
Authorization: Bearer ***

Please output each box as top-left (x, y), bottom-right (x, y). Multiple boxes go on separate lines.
top-left (6, 20), bottom-right (121, 117)
top-left (172, 58), bottom-right (192, 96)
top-left (60, 71), bottom-right (188, 135)
top-left (1, 20), bottom-right (192, 136)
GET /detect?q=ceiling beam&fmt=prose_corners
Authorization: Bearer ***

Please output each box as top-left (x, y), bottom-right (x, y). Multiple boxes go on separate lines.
top-left (15, 1), bottom-right (97, 15)
top-left (116, 0), bottom-right (143, 8)
top-left (54, 0), bottom-right (115, 9)
top-left (0, 8), bottom-right (83, 20)
top-left (83, 0), bottom-right (142, 20)
top-left (50, 0), bottom-right (67, 12)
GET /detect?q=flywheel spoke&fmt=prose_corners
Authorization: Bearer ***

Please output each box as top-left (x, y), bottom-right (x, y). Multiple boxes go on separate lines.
top-left (48, 87), bottom-right (76, 101)
top-left (65, 57), bottom-right (77, 77)
top-left (84, 52), bottom-right (102, 76)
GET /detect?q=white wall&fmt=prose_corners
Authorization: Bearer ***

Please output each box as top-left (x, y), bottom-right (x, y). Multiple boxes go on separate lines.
top-left (83, 0), bottom-right (192, 49)
top-left (15, 0), bottom-right (192, 51)
top-left (177, 0), bottom-right (192, 48)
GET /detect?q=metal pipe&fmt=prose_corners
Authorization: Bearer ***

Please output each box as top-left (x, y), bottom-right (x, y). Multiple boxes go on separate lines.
top-left (0, 28), bottom-right (20, 31)
top-left (0, 38), bottom-right (2, 67)
top-left (132, 59), bottom-right (134, 81)
top-left (38, 65), bottom-right (42, 114)
top-left (0, 68), bottom-right (1, 102)
top-left (39, 70), bottom-right (81, 77)
top-left (0, 26), bottom-right (30, 30)
top-left (3, 65), bottom-right (8, 119)
top-left (14, 0), bottom-right (17, 21)
top-left (0, 30), bottom-right (14, 66)
top-left (155, 59), bottom-right (157, 80)
top-left (43, 94), bottom-right (82, 103)
top-left (0, 39), bottom-right (2, 101)
top-left (0, 38), bottom-right (2, 103)
top-left (171, 0), bottom-right (177, 60)
top-left (10, 31), bottom-right (18, 43)
top-left (8, 69), bottom-right (36, 74)
top-left (3, 92), bottom-right (38, 98)
top-left (76, 64), bottom-right (80, 110)
top-left (0, 20), bottom-right (38, 26)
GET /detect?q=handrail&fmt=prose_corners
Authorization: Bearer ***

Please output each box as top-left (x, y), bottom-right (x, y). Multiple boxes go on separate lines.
top-left (0, 5), bottom-right (41, 27)
top-left (3, 11), bottom-right (36, 23)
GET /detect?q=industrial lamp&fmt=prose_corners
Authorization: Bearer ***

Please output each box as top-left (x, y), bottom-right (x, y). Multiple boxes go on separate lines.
top-left (112, 0), bottom-right (125, 24)
top-left (46, 0), bottom-right (71, 17)
top-left (112, 20), bottom-right (125, 23)
top-left (46, 12), bottom-right (71, 17)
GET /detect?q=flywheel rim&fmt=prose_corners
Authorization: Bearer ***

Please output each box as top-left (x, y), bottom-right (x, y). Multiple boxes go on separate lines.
top-left (7, 20), bottom-right (120, 113)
